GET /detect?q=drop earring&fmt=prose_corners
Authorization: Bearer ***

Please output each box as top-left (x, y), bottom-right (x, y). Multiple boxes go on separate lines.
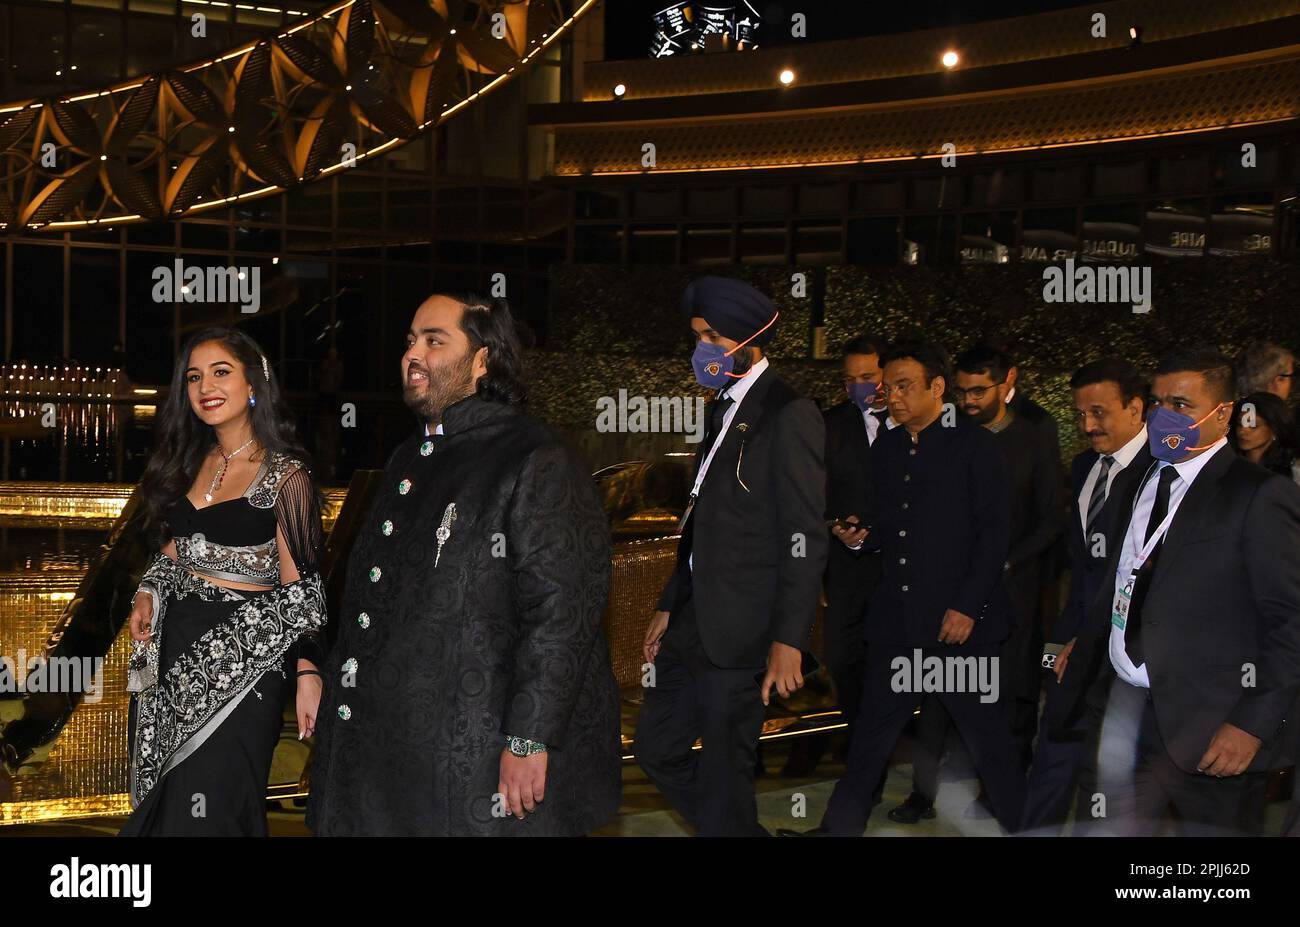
top-left (248, 393), bottom-right (257, 407)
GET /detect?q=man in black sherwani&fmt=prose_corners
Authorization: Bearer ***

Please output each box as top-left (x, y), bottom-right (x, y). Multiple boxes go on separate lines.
top-left (635, 276), bottom-right (827, 836)
top-left (307, 293), bottom-right (621, 836)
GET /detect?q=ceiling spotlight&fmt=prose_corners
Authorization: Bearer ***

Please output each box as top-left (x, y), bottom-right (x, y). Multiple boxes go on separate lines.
top-left (613, 83), bottom-right (626, 98)
top-left (941, 50), bottom-right (959, 69)
top-left (778, 68), bottom-right (795, 85)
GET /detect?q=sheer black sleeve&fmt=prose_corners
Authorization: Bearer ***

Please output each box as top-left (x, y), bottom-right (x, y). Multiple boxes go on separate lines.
top-left (276, 464), bottom-right (327, 668)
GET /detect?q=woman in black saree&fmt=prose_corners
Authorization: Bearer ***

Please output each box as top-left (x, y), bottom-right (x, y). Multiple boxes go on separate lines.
top-left (119, 327), bottom-right (328, 836)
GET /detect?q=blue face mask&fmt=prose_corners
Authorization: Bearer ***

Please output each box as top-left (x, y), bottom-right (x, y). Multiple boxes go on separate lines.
top-left (1147, 403), bottom-right (1223, 462)
top-left (692, 340), bottom-right (734, 391)
top-left (848, 381), bottom-right (878, 412)
top-left (690, 311), bottom-right (780, 391)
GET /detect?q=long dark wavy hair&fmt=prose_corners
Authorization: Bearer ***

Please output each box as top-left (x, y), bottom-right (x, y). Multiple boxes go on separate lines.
top-left (136, 327), bottom-right (319, 548)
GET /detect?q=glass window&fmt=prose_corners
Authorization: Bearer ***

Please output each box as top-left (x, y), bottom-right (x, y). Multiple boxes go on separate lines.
top-left (337, 172), bottom-right (384, 230)
top-left (125, 250), bottom-right (174, 384)
top-left (1145, 198), bottom-right (1206, 257)
top-left (1215, 144), bottom-right (1279, 187)
top-left (13, 245), bottom-right (63, 362)
top-left (1209, 193), bottom-right (1274, 256)
top-left (794, 222), bottom-right (841, 264)
top-left (286, 182), bottom-right (331, 228)
top-left (846, 217), bottom-right (898, 265)
top-left (854, 181), bottom-right (904, 212)
top-left (70, 247), bottom-right (120, 365)
top-left (632, 189), bottom-right (679, 219)
top-left (682, 225), bottom-right (731, 264)
top-left (628, 224), bottom-right (677, 264)
top-left (911, 177), bottom-right (955, 211)
top-left (69, 13), bottom-right (122, 86)
top-left (1156, 154), bottom-right (1210, 193)
top-left (1091, 160), bottom-right (1145, 197)
top-left (1081, 203), bottom-right (1141, 263)
top-left (739, 222), bottom-right (786, 263)
top-left (902, 215), bottom-right (956, 265)
top-left (1032, 167), bottom-right (1082, 202)
top-left (742, 186), bottom-right (788, 217)
top-left (797, 183), bottom-right (844, 216)
top-left (574, 225), bottom-right (620, 263)
top-left (687, 187), bottom-right (733, 218)
top-left (960, 212), bottom-right (1014, 264)
top-left (576, 190), bottom-right (621, 220)
top-left (1020, 207), bottom-right (1078, 262)
top-left (965, 170), bottom-right (1022, 208)
top-left (11, 8), bottom-right (65, 99)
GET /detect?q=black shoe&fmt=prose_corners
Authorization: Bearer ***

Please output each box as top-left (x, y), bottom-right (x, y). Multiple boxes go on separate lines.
top-left (775, 826), bottom-right (831, 837)
top-left (887, 793), bottom-right (936, 824)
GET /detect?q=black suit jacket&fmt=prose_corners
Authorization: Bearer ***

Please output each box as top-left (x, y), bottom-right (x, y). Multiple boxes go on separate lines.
top-left (1056, 443), bottom-right (1300, 773)
top-left (823, 400), bottom-right (881, 594)
top-left (864, 415), bottom-right (1012, 648)
top-left (1051, 444), bottom-right (1155, 643)
top-left (656, 367), bottom-right (828, 667)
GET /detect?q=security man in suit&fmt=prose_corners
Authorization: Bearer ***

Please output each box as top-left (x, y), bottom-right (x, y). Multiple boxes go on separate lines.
top-left (1021, 358), bottom-right (1151, 832)
top-left (822, 334), bottom-right (891, 747)
top-left (635, 276), bottom-right (828, 836)
top-left (1057, 347), bottom-right (1300, 836)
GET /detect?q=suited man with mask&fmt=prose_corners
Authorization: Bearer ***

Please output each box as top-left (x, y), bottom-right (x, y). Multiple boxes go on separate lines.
top-left (1057, 347), bottom-right (1300, 836)
top-left (822, 334), bottom-right (892, 747)
top-left (635, 276), bottom-right (827, 836)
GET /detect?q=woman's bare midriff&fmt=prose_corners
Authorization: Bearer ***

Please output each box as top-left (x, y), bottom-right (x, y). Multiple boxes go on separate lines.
top-left (161, 540), bottom-right (276, 592)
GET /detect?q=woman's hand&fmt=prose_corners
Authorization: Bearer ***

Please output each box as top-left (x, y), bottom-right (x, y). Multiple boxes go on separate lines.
top-left (128, 592), bottom-right (154, 642)
top-left (296, 666), bottom-right (322, 739)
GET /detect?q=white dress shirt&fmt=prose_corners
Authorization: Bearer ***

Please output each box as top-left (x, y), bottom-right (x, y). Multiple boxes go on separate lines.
top-left (1077, 426), bottom-right (1148, 537)
top-left (1108, 437), bottom-right (1227, 687)
top-left (689, 356), bottom-right (769, 570)
top-left (422, 422), bottom-right (445, 436)
top-left (862, 407), bottom-right (880, 446)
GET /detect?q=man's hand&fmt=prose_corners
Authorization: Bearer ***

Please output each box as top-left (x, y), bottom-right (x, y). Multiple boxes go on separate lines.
top-left (761, 641), bottom-right (805, 705)
top-left (831, 516), bottom-right (869, 550)
top-left (499, 749), bottom-right (548, 820)
top-left (1197, 723), bottom-right (1261, 777)
top-left (643, 610), bottom-right (670, 665)
top-left (937, 608), bottom-right (975, 645)
top-left (1053, 637), bottom-right (1076, 684)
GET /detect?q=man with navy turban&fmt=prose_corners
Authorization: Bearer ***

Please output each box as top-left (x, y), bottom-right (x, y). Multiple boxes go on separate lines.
top-left (635, 276), bottom-right (827, 835)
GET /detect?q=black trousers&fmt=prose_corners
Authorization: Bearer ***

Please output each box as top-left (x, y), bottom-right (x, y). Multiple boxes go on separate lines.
top-left (822, 551), bottom-right (880, 740)
top-left (1087, 677), bottom-right (1268, 837)
top-left (822, 644), bottom-right (1027, 835)
top-left (1020, 677), bottom-right (1092, 833)
top-left (634, 597), bottom-right (769, 836)
top-left (911, 616), bottom-right (1043, 801)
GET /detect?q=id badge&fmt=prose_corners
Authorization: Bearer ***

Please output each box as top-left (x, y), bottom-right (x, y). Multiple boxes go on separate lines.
top-left (1110, 577), bottom-right (1134, 629)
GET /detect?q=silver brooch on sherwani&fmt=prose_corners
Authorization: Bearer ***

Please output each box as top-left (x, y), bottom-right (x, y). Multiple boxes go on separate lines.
top-left (435, 503), bottom-right (457, 567)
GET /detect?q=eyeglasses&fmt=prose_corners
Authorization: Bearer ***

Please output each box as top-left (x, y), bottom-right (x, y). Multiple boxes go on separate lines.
top-left (951, 382), bottom-right (1005, 401)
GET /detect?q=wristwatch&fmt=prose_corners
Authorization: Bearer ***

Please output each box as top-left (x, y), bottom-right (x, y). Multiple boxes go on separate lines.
top-left (506, 735), bottom-right (547, 757)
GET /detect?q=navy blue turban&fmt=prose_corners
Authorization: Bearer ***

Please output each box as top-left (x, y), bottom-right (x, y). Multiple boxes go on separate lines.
top-left (680, 276), bottom-right (779, 347)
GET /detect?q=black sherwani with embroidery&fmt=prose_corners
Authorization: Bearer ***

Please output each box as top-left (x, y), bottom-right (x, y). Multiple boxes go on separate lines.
top-left (306, 395), bottom-right (621, 836)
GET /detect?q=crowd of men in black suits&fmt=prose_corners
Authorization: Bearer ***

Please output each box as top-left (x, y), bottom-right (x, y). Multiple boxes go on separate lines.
top-left (636, 274), bottom-right (1300, 837)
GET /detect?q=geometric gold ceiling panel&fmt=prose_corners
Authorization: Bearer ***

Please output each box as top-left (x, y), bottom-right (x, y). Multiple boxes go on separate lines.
top-left (0, 0), bottom-right (595, 230)
top-left (555, 55), bottom-right (1300, 174)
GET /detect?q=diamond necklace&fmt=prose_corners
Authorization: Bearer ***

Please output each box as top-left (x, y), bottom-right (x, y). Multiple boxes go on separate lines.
top-left (205, 437), bottom-right (257, 502)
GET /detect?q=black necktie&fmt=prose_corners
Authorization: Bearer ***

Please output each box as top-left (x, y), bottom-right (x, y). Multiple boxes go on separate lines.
top-left (1084, 455), bottom-right (1114, 540)
top-left (702, 393), bottom-right (734, 454)
top-left (1126, 465), bottom-right (1179, 666)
